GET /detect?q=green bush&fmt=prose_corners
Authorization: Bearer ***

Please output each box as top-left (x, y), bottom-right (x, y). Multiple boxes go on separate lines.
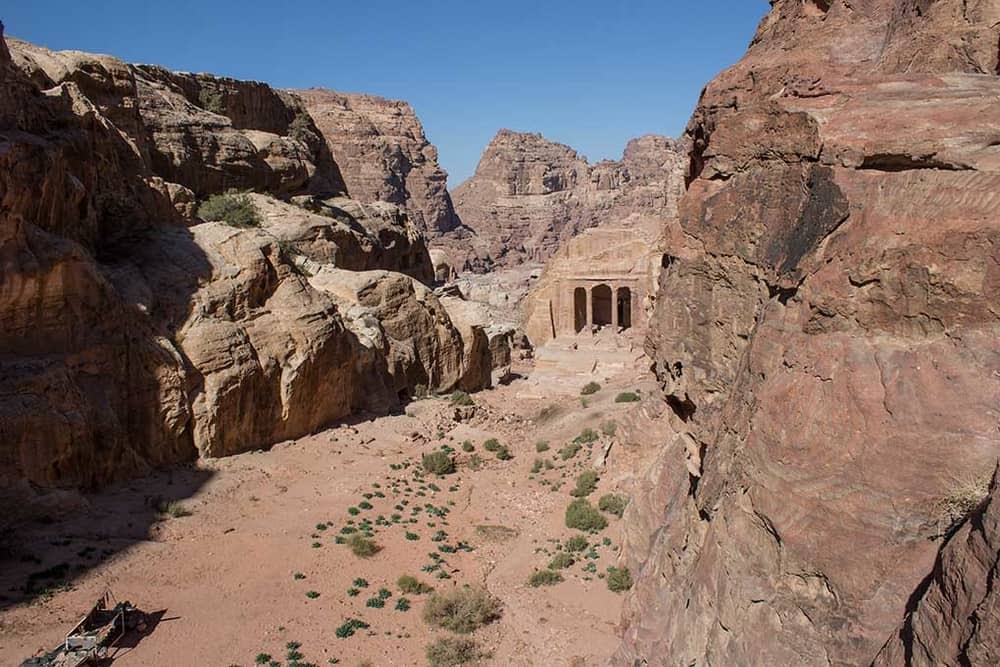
top-left (601, 420), bottom-right (617, 437)
top-left (565, 499), bottom-right (608, 532)
top-left (197, 192), bottom-right (261, 228)
top-left (494, 445), bottom-right (513, 461)
top-left (573, 428), bottom-right (599, 445)
top-left (548, 552), bottom-right (574, 569)
top-left (571, 470), bottom-right (600, 498)
top-left (580, 382), bottom-right (601, 395)
top-left (426, 637), bottom-right (483, 667)
top-left (346, 534), bottom-right (381, 558)
top-left (334, 618), bottom-right (369, 639)
top-left (598, 493), bottom-right (628, 518)
top-left (615, 392), bottom-right (641, 403)
top-left (559, 443), bottom-right (582, 461)
top-left (606, 566), bottom-right (633, 592)
top-left (450, 391), bottom-right (474, 406)
top-left (422, 451), bottom-right (456, 476)
top-left (422, 586), bottom-right (502, 633)
top-left (157, 500), bottom-right (192, 518)
top-left (461, 441), bottom-right (475, 452)
top-left (528, 570), bottom-right (563, 587)
top-left (483, 438), bottom-right (501, 452)
top-left (564, 534), bottom-right (589, 552)
top-left (535, 441), bottom-right (550, 453)
top-left (397, 574), bottom-right (434, 595)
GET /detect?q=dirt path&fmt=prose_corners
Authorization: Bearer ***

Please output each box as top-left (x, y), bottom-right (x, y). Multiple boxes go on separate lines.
top-left (0, 352), bottom-right (665, 667)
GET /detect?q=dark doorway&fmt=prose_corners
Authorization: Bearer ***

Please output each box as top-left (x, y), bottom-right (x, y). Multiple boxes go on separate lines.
top-left (617, 287), bottom-right (632, 329)
top-left (573, 287), bottom-right (587, 333)
top-left (592, 285), bottom-right (612, 326)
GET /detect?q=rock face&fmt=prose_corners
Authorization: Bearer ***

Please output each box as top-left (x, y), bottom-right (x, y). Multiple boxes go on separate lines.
top-left (619, 2), bottom-right (1000, 666)
top-left (296, 89), bottom-right (461, 236)
top-left (873, 467), bottom-right (1000, 667)
top-left (451, 130), bottom-right (685, 271)
top-left (0, 29), bottom-right (489, 494)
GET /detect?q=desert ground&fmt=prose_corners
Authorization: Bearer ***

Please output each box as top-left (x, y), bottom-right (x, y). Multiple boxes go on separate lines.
top-left (0, 336), bottom-right (666, 667)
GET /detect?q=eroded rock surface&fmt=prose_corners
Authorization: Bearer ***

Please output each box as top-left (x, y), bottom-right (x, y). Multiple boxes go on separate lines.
top-left (619, 2), bottom-right (1000, 665)
top-left (450, 130), bottom-right (686, 273)
top-left (297, 89), bottom-right (460, 236)
top-left (0, 28), bottom-right (488, 497)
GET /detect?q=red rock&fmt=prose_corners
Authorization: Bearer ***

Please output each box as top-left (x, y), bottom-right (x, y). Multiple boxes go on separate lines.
top-left (620, 2), bottom-right (1000, 665)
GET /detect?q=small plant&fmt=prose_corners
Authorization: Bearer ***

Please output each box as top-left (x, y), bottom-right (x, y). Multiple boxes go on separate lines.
top-left (334, 618), bottom-right (369, 639)
top-left (565, 499), bottom-right (608, 531)
top-left (305, 590), bottom-right (320, 599)
top-left (467, 453), bottom-right (484, 471)
top-left (494, 445), bottom-right (513, 461)
top-left (422, 586), bottom-right (502, 633)
top-left (601, 420), bottom-right (617, 437)
top-left (598, 493), bottom-right (628, 518)
top-left (615, 392), bottom-right (641, 403)
top-left (531, 459), bottom-right (544, 474)
top-left (353, 578), bottom-right (369, 588)
top-left (347, 506), bottom-right (361, 516)
top-left (358, 501), bottom-right (373, 510)
top-left (398, 574), bottom-right (434, 594)
top-left (565, 534), bottom-right (589, 552)
top-left (405, 531), bottom-right (420, 541)
top-left (528, 570), bottom-right (563, 587)
top-left (535, 441), bottom-right (550, 453)
top-left (426, 637), bottom-right (483, 667)
top-left (483, 438), bottom-right (501, 452)
top-left (395, 597), bottom-right (411, 611)
top-left (378, 587), bottom-right (392, 599)
top-left (366, 596), bottom-right (385, 608)
top-left (255, 654), bottom-right (272, 665)
top-left (197, 191), bottom-right (261, 228)
top-left (347, 587), bottom-right (361, 597)
top-left (548, 552), bottom-right (574, 569)
top-left (422, 451), bottom-right (456, 476)
top-left (346, 534), bottom-right (381, 558)
top-left (606, 566), bottom-right (633, 592)
top-left (157, 501), bottom-right (192, 518)
top-left (934, 471), bottom-right (993, 535)
top-left (571, 470), bottom-right (600, 498)
top-left (559, 443), bottom-right (582, 461)
top-left (461, 440), bottom-right (475, 452)
top-left (198, 86), bottom-right (225, 113)
top-left (580, 381), bottom-right (601, 395)
top-left (573, 428), bottom-right (599, 445)
top-left (450, 391), bottom-right (474, 406)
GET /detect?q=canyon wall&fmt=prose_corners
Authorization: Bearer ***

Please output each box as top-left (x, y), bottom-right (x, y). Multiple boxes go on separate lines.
top-left (296, 89), bottom-right (461, 237)
top-left (450, 130), bottom-right (626, 270)
top-left (0, 28), bottom-right (490, 497)
top-left (619, 1), bottom-right (1000, 665)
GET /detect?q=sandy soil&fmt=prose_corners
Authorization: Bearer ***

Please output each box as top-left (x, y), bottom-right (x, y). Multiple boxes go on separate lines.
top-left (0, 342), bottom-right (664, 667)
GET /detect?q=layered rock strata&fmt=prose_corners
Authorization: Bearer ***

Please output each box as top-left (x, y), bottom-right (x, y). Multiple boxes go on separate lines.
top-left (618, 1), bottom-right (1000, 665)
top-left (296, 89), bottom-right (461, 236)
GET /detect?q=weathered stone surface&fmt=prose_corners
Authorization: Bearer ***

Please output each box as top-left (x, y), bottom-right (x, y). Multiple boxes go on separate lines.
top-left (873, 467), bottom-right (1000, 667)
top-left (450, 130), bottom-right (686, 273)
top-left (0, 27), bottom-right (488, 496)
top-left (619, 2), bottom-right (1000, 666)
top-left (296, 89), bottom-right (460, 236)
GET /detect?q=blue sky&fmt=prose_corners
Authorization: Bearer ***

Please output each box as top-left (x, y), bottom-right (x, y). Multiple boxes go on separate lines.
top-left (4, 1), bottom-right (770, 184)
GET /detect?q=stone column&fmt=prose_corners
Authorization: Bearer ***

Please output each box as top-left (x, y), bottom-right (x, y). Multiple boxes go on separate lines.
top-left (611, 285), bottom-right (619, 330)
top-left (585, 285), bottom-right (593, 334)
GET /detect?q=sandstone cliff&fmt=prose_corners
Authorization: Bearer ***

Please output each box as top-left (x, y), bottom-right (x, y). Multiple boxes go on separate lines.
top-left (296, 89), bottom-right (461, 236)
top-left (619, 1), bottom-right (1000, 665)
top-left (0, 28), bottom-right (491, 495)
top-left (450, 130), bottom-right (686, 272)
